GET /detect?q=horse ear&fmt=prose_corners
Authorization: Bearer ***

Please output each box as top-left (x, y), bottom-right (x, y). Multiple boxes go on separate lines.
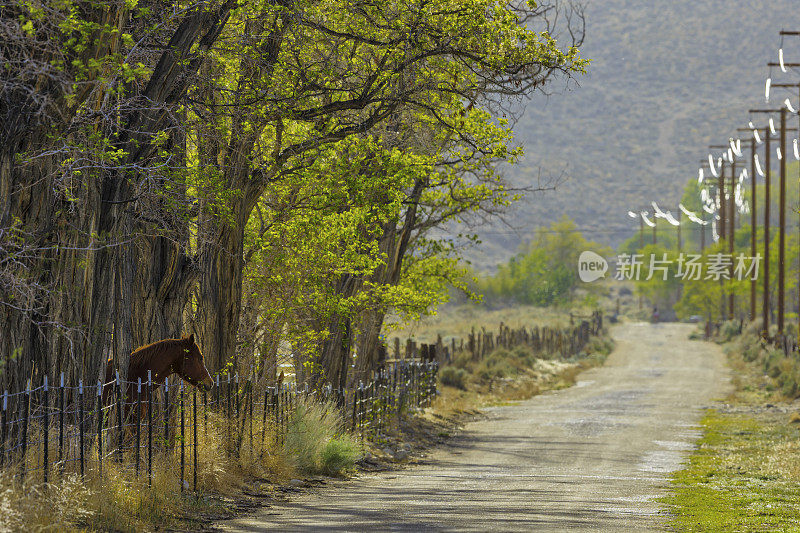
top-left (188, 333), bottom-right (195, 345)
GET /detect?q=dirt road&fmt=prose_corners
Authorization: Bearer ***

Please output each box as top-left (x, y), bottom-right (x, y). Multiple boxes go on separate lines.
top-left (219, 323), bottom-right (730, 532)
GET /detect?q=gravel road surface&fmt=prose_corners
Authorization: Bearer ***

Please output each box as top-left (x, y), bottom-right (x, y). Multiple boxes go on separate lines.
top-left (218, 322), bottom-right (730, 532)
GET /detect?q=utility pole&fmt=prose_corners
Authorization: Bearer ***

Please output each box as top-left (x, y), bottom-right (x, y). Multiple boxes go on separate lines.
top-left (716, 156), bottom-right (728, 321)
top-left (774, 82), bottom-right (800, 341)
top-left (737, 128), bottom-right (759, 323)
top-left (772, 31), bottom-right (800, 342)
top-left (779, 108), bottom-right (786, 336)
top-left (676, 208), bottom-right (682, 251)
top-left (712, 144), bottom-right (737, 319)
top-left (639, 216), bottom-right (644, 249)
top-left (699, 159), bottom-right (716, 252)
top-left (765, 126), bottom-right (772, 338)
top-left (700, 212), bottom-right (706, 251)
top-left (749, 111), bottom-right (786, 338)
top-left (716, 155), bottom-right (726, 242)
top-left (748, 136), bottom-right (758, 322)
top-left (752, 137), bottom-right (757, 322)
top-left (653, 215), bottom-right (657, 245)
top-left (729, 159), bottom-right (736, 318)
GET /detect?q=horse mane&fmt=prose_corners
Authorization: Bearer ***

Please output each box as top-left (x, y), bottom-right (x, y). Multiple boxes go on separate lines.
top-left (130, 337), bottom-right (188, 370)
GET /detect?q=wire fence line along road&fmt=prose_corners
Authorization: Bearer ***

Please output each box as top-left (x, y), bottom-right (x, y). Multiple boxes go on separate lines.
top-left (0, 312), bottom-right (602, 493)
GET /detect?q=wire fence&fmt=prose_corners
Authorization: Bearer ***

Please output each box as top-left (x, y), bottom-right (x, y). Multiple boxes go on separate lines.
top-left (0, 360), bottom-right (439, 491)
top-left (0, 311), bottom-right (604, 491)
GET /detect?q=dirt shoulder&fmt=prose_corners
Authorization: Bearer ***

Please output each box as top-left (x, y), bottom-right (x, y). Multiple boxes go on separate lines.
top-left (214, 323), bottom-right (729, 532)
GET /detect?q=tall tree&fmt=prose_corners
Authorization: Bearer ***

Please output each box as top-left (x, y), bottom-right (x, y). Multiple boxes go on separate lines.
top-left (189, 0), bottom-right (586, 376)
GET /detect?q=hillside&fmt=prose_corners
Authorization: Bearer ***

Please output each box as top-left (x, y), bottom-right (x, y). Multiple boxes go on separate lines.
top-left (463, 0), bottom-right (799, 271)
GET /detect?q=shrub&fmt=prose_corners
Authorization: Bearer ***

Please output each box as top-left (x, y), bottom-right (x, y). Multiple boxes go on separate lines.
top-left (719, 320), bottom-right (742, 342)
top-left (284, 398), bottom-right (360, 475)
top-left (439, 366), bottom-right (468, 390)
top-left (764, 349), bottom-right (784, 378)
top-left (688, 330), bottom-right (704, 340)
top-left (742, 343), bottom-right (761, 363)
top-left (321, 435), bottom-right (362, 476)
top-left (450, 351), bottom-right (474, 371)
top-left (511, 346), bottom-right (532, 359)
top-left (582, 336), bottom-right (614, 357)
top-left (475, 352), bottom-right (517, 382)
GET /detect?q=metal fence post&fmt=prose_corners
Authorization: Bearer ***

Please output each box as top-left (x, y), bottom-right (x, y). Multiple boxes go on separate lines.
top-left (20, 380), bottom-right (30, 481)
top-left (193, 390), bottom-right (198, 492)
top-left (147, 370), bottom-right (153, 487)
top-left (180, 381), bottom-right (185, 493)
top-left (1, 390), bottom-right (7, 469)
top-left (261, 387), bottom-right (269, 446)
top-left (163, 376), bottom-right (170, 450)
top-left (226, 374), bottom-right (232, 455)
top-left (58, 374), bottom-right (64, 477)
top-left (116, 371), bottom-right (123, 464)
top-left (78, 379), bottom-right (84, 479)
top-left (248, 376), bottom-right (253, 458)
top-left (96, 379), bottom-right (103, 478)
top-left (235, 372), bottom-right (240, 420)
top-left (135, 378), bottom-right (141, 479)
top-left (43, 376), bottom-right (49, 483)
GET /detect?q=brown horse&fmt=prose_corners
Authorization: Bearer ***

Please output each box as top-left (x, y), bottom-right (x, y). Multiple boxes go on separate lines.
top-left (104, 334), bottom-right (214, 403)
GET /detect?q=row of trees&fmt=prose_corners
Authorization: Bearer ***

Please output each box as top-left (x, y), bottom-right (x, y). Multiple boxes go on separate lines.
top-left (477, 216), bottom-right (607, 306)
top-left (0, 0), bottom-right (586, 393)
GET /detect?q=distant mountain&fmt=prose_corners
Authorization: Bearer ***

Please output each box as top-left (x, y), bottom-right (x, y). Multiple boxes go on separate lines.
top-left (463, 0), bottom-right (799, 272)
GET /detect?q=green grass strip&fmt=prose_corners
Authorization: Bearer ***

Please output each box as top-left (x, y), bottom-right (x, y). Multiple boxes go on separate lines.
top-left (663, 410), bottom-right (800, 532)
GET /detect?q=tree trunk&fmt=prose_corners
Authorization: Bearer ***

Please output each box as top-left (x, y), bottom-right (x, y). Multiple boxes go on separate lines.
top-left (353, 182), bottom-right (423, 379)
top-left (308, 273), bottom-right (362, 395)
top-left (197, 213), bottom-right (247, 374)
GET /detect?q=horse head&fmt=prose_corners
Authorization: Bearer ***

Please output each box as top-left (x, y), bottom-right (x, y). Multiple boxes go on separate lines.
top-left (177, 334), bottom-right (214, 392)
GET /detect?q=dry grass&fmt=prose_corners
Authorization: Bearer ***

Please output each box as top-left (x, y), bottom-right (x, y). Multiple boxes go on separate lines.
top-left (0, 402), bottom-right (311, 531)
top-left (283, 399), bottom-right (361, 476)
top-left (725, 330), bottom-right (800, 402)
top-left (0, 471), bottom-right (93, 532)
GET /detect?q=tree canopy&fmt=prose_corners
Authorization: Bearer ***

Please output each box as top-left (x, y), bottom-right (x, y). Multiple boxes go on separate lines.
top-left (0, 0), bottom-right (586, 391)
